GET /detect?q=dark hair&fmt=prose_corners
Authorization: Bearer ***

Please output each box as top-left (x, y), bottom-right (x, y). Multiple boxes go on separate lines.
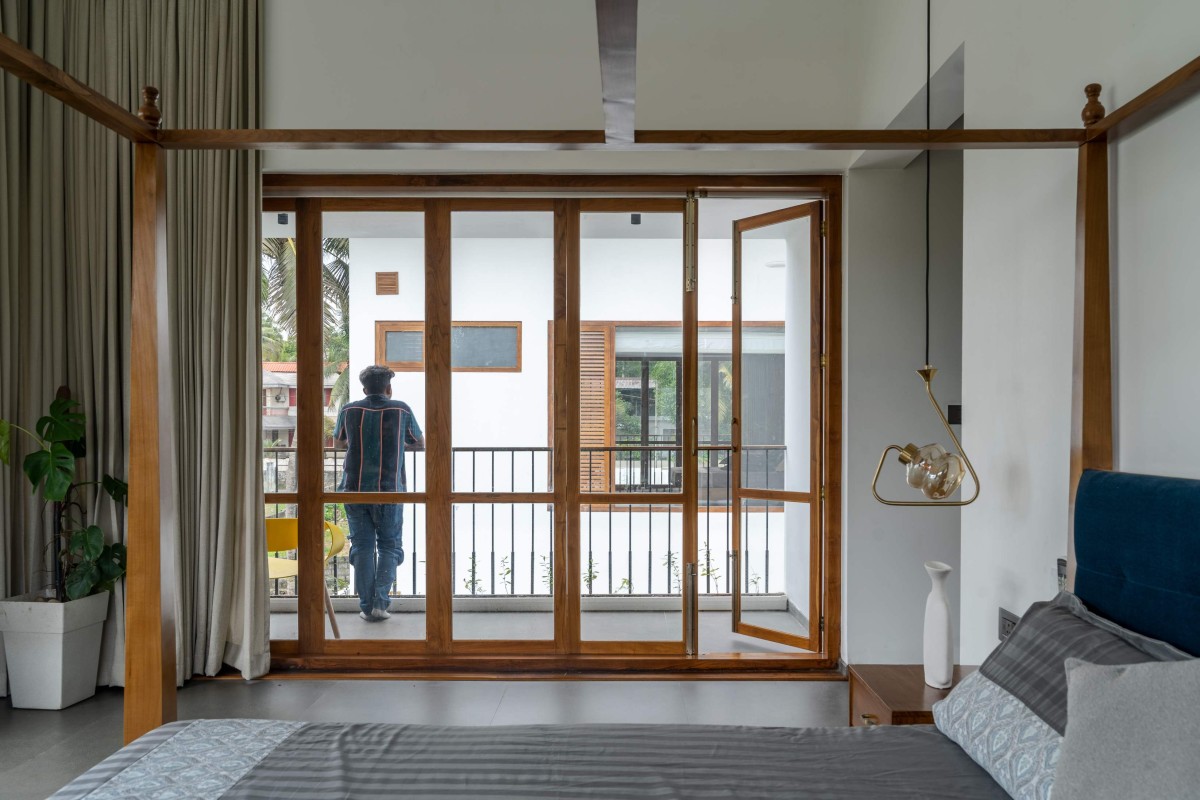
top-left (359, 365), bottom-right (395, 395)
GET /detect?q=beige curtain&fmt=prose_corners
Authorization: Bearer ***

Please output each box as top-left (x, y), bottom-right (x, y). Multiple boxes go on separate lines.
top-left (0, 0), bottom-right (267, 685)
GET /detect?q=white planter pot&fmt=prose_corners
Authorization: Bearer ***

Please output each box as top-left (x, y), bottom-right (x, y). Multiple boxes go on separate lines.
top-left (0, 591), bottom-right (110, 709)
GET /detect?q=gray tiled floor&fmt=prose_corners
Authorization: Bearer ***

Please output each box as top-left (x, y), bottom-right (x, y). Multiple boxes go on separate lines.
top-left (0, 677), bottom-right (847, 799)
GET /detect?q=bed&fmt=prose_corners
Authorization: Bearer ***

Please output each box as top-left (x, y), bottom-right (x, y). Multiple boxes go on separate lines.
top-left (50, 469), bottom-right (1199, 799)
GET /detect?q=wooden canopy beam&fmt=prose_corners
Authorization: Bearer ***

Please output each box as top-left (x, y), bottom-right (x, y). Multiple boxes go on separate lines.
top-left (0, 32), bottom-right (156, 142)
top-left (157, 127), bottom-right (1083, 151)
top-left (260, 173), bottom-right (833, 196)
top-left (1087, 53), bottom-right (1200, 141)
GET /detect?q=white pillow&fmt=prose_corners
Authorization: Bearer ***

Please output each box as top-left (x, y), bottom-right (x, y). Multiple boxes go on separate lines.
top-left (1053, 658), bottom-right (1200, 800)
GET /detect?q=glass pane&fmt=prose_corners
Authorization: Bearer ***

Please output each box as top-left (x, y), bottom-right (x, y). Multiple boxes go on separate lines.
top-left (580, 212), bottom-right (683, 494)
top-left (451, 211), bottom-right (552, 493)
top-left (580, 502), bottom-right (682, 642)
top-left (385, 329), bottom-right (424, 363)
top-left (452, 502), bottom-right (554, 640)
top-left (266, 502), bottom-right (299, 640)
top-left (325, 211), bottom-right (427, 495)
top-left (261, 213), bottom-right (298, 493)
top-left (452, 324), bottom-right (519, 370)
top-left (327, 502), bottom-right (426, 641)
top-left (732, 498), bottom-right (812, 650)
top-left (739, 211), bottom-right (811, 492)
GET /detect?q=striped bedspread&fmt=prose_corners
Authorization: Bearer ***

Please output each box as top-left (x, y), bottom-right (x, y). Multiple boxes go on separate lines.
top-left (51, 718), bottom-right (1008, 799)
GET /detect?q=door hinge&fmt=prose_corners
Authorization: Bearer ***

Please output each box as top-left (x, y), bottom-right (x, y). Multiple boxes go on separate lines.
top-left (684, 193), bottom-right (698, 292)
top-left (820, 220), bottom-right (827, 237)
top-left (819, 615), bottom-right (825, 633)
top-left (819, 353), bottom-right (827, 369)
top-left (819, 486), bottom-right (826, 502)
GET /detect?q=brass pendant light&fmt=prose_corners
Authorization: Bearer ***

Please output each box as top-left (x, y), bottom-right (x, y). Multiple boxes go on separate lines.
top-left (871, 0), bottom-right (979, 507)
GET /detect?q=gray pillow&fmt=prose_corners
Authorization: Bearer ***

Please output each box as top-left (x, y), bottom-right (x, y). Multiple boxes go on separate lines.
top-left (1053, 658), bottom-right (1200, 800)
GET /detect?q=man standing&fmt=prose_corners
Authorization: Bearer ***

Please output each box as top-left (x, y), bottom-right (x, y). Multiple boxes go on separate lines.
top-left (334, 365), bottom-right (424, 622)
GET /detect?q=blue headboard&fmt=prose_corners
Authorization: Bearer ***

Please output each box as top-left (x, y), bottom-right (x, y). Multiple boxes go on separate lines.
top-left (1075, 469), bottom-right (1200, 656)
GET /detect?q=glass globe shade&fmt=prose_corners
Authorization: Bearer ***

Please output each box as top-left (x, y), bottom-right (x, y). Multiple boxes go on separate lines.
top-left (898, 442), bottom-right (966, 500)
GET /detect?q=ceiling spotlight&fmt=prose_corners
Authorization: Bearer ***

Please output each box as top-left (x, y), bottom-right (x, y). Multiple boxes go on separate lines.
top-left (764, 260), bottom-right (786, 269)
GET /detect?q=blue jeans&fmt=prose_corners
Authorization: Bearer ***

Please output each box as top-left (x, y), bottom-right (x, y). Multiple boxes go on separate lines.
top-left (343, 504), bottom-right (404, 614)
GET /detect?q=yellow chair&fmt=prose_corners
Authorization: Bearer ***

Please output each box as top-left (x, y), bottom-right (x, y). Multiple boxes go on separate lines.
top-left (266, 518), bottom-right (348, 639)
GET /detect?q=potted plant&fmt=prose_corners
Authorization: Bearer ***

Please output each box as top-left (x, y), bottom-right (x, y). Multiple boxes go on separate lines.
top-left (0, 390), bottom-right (127, 709)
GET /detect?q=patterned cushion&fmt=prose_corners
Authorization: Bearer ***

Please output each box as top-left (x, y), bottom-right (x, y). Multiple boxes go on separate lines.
top-left (933, 671), bottom-right (1060, 800)
top-left (979, 593), bottom-right (1160, 734)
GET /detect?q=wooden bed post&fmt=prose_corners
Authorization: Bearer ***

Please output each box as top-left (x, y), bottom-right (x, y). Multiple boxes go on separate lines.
top-left (1068, 84), bottom-right (1114, 589)
top-left (125, 87), bottom-right (178, 744)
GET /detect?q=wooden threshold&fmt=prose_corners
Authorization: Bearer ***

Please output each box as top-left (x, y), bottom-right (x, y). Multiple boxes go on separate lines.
top-left (201, 667), bottom-right (846, 682)
top-left (266, 653), bottom-right (844, 676)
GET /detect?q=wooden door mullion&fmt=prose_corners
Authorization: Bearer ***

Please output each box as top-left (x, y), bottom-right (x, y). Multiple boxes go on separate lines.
top-left (425, 200), bottom-right (453, 654)
top-left (295, 198), bottom-right (326, 654)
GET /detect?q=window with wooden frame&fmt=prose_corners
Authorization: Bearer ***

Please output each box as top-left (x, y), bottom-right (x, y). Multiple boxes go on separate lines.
top-left (375, 321), bottom-right (522, 373)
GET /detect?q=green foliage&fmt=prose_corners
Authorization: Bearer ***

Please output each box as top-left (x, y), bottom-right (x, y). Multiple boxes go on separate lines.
top-left (463, 554), bottom-right (483, 594)
top-left (36, 397), bottom-right (85, 443)
top-left (663, 551), bottom-right (681, 593)
top-left (23, 443), bottom-right (75, 501)
top-left (617, 577), bottom-right (632, 594)
top-left (0, 398), bottom-right (128, 600)
top-left (261, 236), bottom-right (351, 410)
top-left (102, 475), bottom-right (128, 506)
top-left (539, 554), bottom-right (553, 591)
top-left (71, 526), bottom-right (105, 561)
top-left (583, 555), bottom-right (599, 593)
top-left (499, 556), bottom-right (513, 594)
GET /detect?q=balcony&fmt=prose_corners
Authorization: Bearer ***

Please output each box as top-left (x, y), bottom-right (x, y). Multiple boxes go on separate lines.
top-left (265, 446), bottom-right (808, 652)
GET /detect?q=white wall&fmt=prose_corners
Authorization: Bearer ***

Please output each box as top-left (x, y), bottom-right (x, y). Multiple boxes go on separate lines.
top-left (844, 151), bottom-right (963, 664)
top-left (951, 0), bottom-right (1200, 663)
top-left (1113, 93), bottom-right (1200, 479)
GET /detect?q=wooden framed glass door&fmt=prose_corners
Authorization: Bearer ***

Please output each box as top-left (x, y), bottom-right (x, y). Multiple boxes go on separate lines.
top-left (262, 179), bottom-right (842, 672)
top-left (574, 199), bottom-right (696, 654)
top-left (730, 202), bottom-right (823, 651)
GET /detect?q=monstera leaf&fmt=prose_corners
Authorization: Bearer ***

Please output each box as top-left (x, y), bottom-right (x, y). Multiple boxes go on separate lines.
top-left (70, 526), bottom-right (105, 561)
top-left (102, 474), bottom-right (128, 506)
top-left (96, 543), bottom-right (127, 591)
top-left (65, 562), bottom-right (101, 601)
top-left (22, 442), bottom-right (76, 501)
top-left (36, 397), bottom-right (85, 444)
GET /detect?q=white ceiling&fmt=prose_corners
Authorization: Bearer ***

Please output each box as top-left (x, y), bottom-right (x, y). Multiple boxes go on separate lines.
top-left (260, 0), bottom-right (935, 173)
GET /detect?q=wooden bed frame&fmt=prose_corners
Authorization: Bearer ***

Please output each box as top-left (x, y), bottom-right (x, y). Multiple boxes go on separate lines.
top-left (2, 30), bottom-right (1198, 745)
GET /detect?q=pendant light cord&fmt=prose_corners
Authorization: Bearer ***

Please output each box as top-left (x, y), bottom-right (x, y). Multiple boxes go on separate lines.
top-left (924, 0), bottom-right (932, 368)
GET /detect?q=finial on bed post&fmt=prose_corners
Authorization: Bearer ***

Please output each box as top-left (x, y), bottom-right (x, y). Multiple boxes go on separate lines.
top-left (138, 86), bottom-right (162, 130)
top-left (1081, 83), bottom-right (1105, 126)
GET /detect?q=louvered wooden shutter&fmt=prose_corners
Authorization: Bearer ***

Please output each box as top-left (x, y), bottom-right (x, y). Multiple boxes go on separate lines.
top-left (579, 326), bottom-right (611, 492)
top-left (546, 323), bottom-right (613, 493)
top-left (375, 272), bottom-right (399, 295)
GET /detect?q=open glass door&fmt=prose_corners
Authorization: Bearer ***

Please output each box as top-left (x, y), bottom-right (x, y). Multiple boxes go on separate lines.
top-left (730, 202), bottom-right (822, 651)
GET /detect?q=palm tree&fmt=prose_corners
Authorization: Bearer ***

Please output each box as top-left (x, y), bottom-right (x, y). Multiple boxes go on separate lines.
top-left (261, 236), bottom-right (352, 410)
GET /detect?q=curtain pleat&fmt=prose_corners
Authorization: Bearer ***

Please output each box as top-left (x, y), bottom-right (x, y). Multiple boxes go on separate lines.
top-left (0, 0), bottom-right (267, 687)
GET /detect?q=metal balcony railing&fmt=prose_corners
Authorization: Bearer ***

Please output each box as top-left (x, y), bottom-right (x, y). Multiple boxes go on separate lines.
top-left (264, 443), bottom-right (788, 600)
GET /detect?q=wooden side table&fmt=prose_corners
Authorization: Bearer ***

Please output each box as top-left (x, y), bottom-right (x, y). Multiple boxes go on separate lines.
top-left (848, 664), bottom-right (976, 727)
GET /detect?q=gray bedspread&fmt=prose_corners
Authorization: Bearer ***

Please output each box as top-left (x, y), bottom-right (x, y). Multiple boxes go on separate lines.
top-left (53, 718), bottom-right (1008, 799)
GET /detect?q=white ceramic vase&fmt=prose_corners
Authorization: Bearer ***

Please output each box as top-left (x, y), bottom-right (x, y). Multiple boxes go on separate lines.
top-left (923, 561), bottom-right (953, 689)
